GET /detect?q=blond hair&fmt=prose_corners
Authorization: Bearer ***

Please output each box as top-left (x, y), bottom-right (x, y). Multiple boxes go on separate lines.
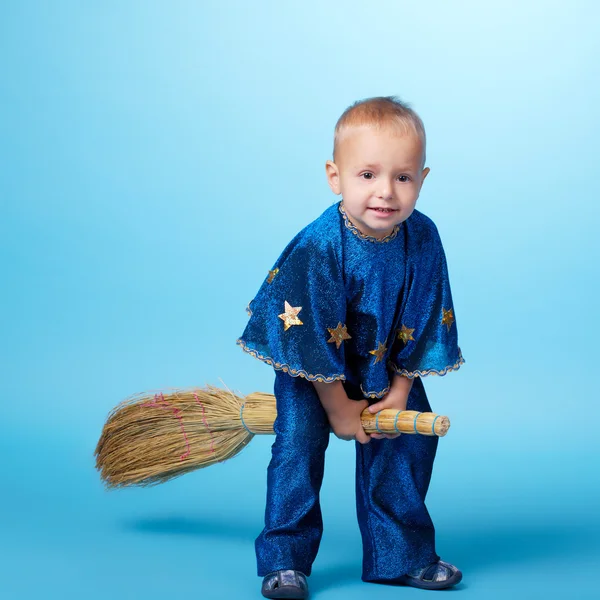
top-left (333, 96), bottom-right (427, 168)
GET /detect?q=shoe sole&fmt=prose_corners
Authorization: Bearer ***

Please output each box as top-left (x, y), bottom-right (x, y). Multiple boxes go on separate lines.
top-left (401, 569), bottom-right (463, 590)
top-left (262, 587), bottom-right (308, 599)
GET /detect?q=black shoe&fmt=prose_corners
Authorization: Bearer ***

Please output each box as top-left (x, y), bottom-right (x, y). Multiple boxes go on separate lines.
top-left (403, 559), bottom-right (463, 590)
top-left (261, 569), bottom-right (309, 599)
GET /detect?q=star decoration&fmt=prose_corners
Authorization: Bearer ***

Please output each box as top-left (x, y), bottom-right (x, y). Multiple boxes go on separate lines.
top-left (369, 341), bottom-right (388, 364)
top-left (396, 324), bottom-right (415, 345)
top-left (327, 322), bottom-right (352, 349)
top-left (441, 307), bottom-right (455, 331)
top-left (267, 268), bottom-right (279, 284)
top-left (278, 300), bottom-right (303, 331)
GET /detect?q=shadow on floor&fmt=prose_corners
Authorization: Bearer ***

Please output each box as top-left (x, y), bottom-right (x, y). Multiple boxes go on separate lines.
top-left (124, 513), bottom-right (597, 592)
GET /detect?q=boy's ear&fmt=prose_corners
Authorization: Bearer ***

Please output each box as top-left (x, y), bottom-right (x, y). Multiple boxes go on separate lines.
top-left (325, 160), bottom-right (341, 195)
top-left (419, 167), bottom-right (430, 189)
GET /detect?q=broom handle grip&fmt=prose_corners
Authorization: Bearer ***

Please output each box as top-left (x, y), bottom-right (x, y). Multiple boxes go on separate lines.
top-left (359, 408), bottom-right (449, 437)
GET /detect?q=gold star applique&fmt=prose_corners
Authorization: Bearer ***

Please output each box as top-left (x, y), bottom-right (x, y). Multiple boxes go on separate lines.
top-left (278, 301), bottom-right (303, 331)
top-left (327, 322), bottom-right (352, 349)
top-left (396, 324), bottom-right (415, 345)
top-left (441, 307), bottom-right (455, 331)
top-left (369, 341), bottom-right (387, 364)
top-left (267, 268), bottom-right (279, 284)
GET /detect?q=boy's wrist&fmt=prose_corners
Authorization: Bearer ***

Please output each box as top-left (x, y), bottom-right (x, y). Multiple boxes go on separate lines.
top-left (382, 374), bottom-right (414, 410)
top-left (312, 380), bottom-right (353, 420)
top-left (326, 396), bottom-right (356, 421)
top-left (391, 372), bottom-right (414, 393)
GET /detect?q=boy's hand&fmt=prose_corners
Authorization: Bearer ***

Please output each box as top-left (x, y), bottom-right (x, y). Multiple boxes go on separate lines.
top-left (328, 399), bottom-right (371, 444)
top-left (367, 374), bottom-right (414, 439)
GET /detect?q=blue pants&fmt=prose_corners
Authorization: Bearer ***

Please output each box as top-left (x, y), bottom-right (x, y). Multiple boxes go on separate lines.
top-left (255, 371), bottom-right (441, 581)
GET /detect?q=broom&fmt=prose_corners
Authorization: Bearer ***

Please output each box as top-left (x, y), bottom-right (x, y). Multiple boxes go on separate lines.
top-left (94, 383), bottom-right (451, 490)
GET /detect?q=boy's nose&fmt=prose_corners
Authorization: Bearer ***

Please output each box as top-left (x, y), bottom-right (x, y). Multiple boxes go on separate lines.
top-left (377, 183), bottom-right (393, 199)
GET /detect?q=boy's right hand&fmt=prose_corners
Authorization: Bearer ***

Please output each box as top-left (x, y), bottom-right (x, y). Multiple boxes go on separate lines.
top-left (328, 399), bottom-right (371, 444)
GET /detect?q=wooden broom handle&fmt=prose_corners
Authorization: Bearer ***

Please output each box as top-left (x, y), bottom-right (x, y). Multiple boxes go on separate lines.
top-left (241, 394), bottom-right (450, 437)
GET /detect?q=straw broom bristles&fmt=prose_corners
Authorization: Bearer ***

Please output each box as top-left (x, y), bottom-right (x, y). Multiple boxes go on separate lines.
top-left (94, 384), bottom-right (450, 490)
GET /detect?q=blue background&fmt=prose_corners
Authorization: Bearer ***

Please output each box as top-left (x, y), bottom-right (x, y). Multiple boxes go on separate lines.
top-left (2, 1), bottom-right (599, 598)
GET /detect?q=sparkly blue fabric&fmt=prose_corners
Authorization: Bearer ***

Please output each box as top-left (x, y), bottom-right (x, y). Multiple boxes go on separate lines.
top-left (237, 201), bottom-right (464, 397)
top-left (237, 200), bottom-right (465, 581)
top-left (255, 371), bottom-right (442, 580)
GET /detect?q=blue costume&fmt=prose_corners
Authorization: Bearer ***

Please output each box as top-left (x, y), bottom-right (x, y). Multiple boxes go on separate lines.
top-left (237, 200), bottom-right (464, 582)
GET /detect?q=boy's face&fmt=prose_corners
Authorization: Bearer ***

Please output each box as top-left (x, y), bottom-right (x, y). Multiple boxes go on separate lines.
top-left (325, 125), bottom-right (430, 239)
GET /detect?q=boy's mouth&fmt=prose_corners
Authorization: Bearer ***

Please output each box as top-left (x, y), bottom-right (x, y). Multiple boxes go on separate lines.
top-left (368, 207), bottom-right (397, 213)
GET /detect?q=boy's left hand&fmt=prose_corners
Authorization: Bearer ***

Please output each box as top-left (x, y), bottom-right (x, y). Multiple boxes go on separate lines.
top-left (367, 378), bottom-right (412, 440)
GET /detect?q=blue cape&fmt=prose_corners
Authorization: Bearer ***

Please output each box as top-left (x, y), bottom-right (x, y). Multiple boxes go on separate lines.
top-left (237, 201), bottom-right (464, 398)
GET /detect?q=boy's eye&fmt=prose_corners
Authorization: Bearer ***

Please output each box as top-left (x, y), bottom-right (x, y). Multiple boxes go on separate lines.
top-left (360, 172), bottom-right (411, 182)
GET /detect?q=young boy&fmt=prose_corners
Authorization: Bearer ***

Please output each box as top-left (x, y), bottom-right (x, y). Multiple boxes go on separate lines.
top-left (237, 96), bottom-right (465, 598)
